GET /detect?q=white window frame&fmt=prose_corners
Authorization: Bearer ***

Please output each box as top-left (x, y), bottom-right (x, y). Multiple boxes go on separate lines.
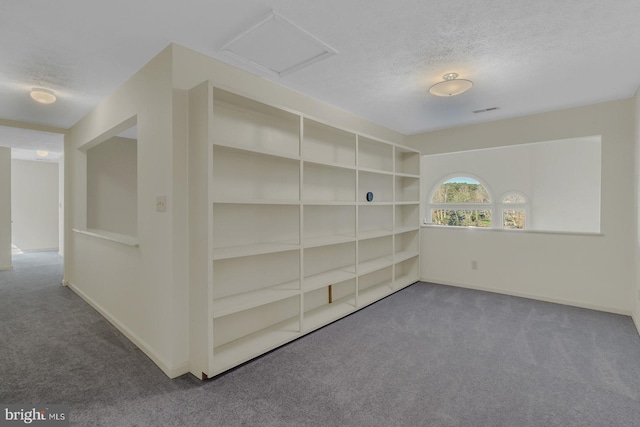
top-left (499, 191), bottom-right (529, 230)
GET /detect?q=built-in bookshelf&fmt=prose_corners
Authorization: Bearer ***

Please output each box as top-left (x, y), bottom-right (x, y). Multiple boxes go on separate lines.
top-left (189, 82), bottom-right (421, 379)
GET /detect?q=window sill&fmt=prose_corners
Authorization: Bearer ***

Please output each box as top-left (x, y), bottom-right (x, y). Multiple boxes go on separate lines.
top-left (72, 228), bottom-right (140, 247)
top-left (420, 224), bottom-right (603, 237)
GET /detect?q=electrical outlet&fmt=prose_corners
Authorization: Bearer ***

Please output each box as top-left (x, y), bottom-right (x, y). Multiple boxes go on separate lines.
top-left (156, 196), bottom-right (166, 212)
top-left (471, 260), bottom-right (478, 270)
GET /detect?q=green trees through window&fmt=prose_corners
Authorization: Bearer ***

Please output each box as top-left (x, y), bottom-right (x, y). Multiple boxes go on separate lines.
top-left (429, 177), bottom-right (529, 229)
top-left (501, 192), bottom-right (527, 229)
top-left (430, 177), bottom-right (492, 227)
top-left (432, 180), bottom-right (490, 204)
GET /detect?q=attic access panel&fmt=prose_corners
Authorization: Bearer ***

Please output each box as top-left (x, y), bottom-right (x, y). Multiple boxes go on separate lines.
top-left (221, 11), bottom-right (337, 77)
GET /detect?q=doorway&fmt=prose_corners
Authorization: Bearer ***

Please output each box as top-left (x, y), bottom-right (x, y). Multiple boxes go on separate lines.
top-left (0, 125), bottom-right (65, 271)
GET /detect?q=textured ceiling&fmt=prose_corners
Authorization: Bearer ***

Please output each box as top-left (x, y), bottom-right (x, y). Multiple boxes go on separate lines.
top-left (0, 126), bottom-right (63, 162)
top-left (1, 0), bottom-right (639, 140)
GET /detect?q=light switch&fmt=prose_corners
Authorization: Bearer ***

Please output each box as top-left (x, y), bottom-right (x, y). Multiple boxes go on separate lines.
top-left (156, 196), bottom-right (167, 212)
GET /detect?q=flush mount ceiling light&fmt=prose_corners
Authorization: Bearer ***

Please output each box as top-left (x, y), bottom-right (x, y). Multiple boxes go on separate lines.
top-left (428, 73), bottom-right (473, 97)
top-left (30, 88), bottom-right (57, 104)
top-left (36, 150), bottom-right (49, 157)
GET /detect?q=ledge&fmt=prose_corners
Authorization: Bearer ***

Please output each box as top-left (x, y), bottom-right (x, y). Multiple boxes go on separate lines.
top-left (72, 228), bottom-right (140, 247)
top-left (421, 224), bottom-right (603, 237)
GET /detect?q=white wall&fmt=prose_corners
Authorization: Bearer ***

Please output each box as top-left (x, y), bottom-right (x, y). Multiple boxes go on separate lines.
top-left (0, 147), bottom-right (11, 269)
top-left (11, 159), bottom-right (59, 252)
top-left (408, 99), bottom-right (634, 314)
top-left (423, 146), bottom-right (532, 203)
top-left (422, 137), bottom-right (601, 232)
top-left (66, 46), bottom-right (184, 377)
top-left (530, 138), bottom-right (601, 232)
top-left (58, 155), bottom-right (64, 256)
top-left (634, 87), bottom-right (640, 332)
top-left (65, 43), bottom-right (405, 379)
top-left (86, 136), bottom-right (137, 237)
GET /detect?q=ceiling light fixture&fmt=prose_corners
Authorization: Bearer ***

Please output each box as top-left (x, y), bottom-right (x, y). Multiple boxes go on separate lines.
top-left (428, 73), bottom-right (473, 97)
top-left (30, 88), bottom-right (57, 104)
top-left (36, 150), bottom-right (49, 157)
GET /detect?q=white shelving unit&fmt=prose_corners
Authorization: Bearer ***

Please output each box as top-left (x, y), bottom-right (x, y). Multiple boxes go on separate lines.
top-left (189, 83), bottom-right (421, 379)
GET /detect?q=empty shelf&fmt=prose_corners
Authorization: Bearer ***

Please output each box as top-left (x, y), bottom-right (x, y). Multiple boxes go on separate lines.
top-left (394, 251), bottom-right (419, 263)
top-left (358, 280), bottom-right (394, 307)
top-left (358, 166), bottom-right (393, 175)
top-left (359, 228), bottom-right (394, 240)
top-left (395, 172), bottom-right (420, 178)
top-left (358, 256), bottom-right (393, 275)
top-left (302, 158), bottom-right (356, 170)
top-left (213, 281), bottom-right (300, 318)
top-left (213, 199), bottom-right (300, 205)
top-left (303, 296), bottom-right (356, 332)
top-left (213, 317), bottom-right (300, 375)
top-left (394, 226), bottom-right (419, 234)
top-left (303, 234), bottom-right (356, 248)
top-left (214, 140), bottom-right (300, 161)
top-left (303, 268), bottom-right (356, 292)
top-left (212, 241), bottom-right (300, 260)
top-left (395, 274), bottom-right (419, 289)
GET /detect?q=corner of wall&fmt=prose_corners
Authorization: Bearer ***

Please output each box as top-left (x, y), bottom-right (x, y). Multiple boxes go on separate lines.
top-left (66, 41), bottom-right (187, 377)
top-left (0, 147), bottom-right (11, 269)
top-left (634, 86), bottom-right (640, 335)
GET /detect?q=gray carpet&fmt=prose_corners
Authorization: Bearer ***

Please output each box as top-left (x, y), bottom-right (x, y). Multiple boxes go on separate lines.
top-left (2, 252), bottom-right (640, 426)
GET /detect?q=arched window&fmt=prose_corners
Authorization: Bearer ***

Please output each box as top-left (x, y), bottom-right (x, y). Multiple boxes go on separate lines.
top-left (429, 176), bottom-right (493, 227)
top-left (501, 192), bottom-right (529, 229)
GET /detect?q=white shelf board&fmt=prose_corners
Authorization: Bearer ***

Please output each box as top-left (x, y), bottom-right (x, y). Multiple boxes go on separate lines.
top-left (303, 296), bottom-right (356, 332)
top-left (302, 158), bottom-right (356, 170)
top-left (358, 166), bottom-right (394, 175)
top-left (303, 268), bottom-right (356, 292)
top-left (212, 241), bottom-right (300, 260)
top-left (213, 316), bottom-right (299, 375)
top-left (72, 228), bottom-right (139, 248)
top-left (303, 234), bottom-right (356, 248)
top-left (213, 140), bottom-right (300, 161)
top-left (359, 228), bottom-right (394, 240)
top-left (394, 251), bottom-right (419, 264)
top-left (394, 201), bottom-right (420, 206)
top-left (395, 274), bottom-right (419, 289)
top-left (394, 226), bottom-right (419, 234)
top-left (303, 200), bottom-right (355, 206)
top-left (358, 201), bottom-right (394, 206)
top-left (395, 172), bottom-right (420, 179)
top-left (358, 280), bottom-right (394, 306)
top-left (213, 199), bottom-right (300, 205)
top-left (358, 256), bottom-right (393, 275)
top-left (213, 281), bottom-right (300, 318)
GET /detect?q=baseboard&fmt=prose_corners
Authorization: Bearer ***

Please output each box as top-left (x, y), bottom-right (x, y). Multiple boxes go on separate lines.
top-left (632, 312), bottom-right (640, 336)
top-left (420, 277), bottom-right (631, 316)
top-left (66, 281), bottom-right (190, 379)
top-left (19, 247), bottom-right (59, 253)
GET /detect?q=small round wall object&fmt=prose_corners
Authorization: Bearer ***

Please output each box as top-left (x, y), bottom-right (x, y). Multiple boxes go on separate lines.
top-left (366, 192), bottom-right (374, 202)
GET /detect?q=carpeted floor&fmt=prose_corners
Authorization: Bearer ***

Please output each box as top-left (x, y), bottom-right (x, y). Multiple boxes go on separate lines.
top-left (2, 251), bottom-right (640, 426)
